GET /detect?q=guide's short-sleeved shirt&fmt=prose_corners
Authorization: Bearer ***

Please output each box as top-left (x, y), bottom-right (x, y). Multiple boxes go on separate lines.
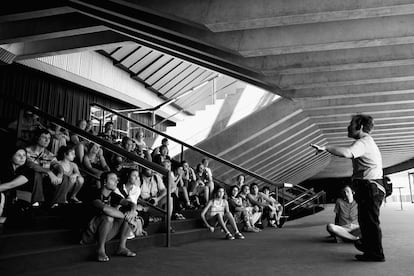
top-left (349, 135), bottom-right (382, 180)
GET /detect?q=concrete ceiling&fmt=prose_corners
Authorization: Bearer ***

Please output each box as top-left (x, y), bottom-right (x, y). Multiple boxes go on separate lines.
top-left (2, 0), bottom-right (414, 183)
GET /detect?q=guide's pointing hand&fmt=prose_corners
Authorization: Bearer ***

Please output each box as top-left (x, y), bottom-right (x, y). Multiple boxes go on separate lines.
top-left (310, 144), bottom-right (325, 154)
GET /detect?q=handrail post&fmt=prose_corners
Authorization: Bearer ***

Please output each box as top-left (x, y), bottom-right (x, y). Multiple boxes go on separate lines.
top-left (101, 109), bottom-right (105, 134)
top-left (281, 186), bottom-right (285, 217)
top-left (166, 171), bottom-right (171, 247)
top-left (90, 103), bottom-right (285, 189)
top-left (151, 111), bottom-right (156, 138)
top-left (180, 144), bottom-right (184, 162)
top-left (16, 108), bottom-right (24, 142)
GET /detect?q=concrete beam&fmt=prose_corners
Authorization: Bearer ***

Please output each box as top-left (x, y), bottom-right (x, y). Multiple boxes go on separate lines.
top-left (384, 158), bottom-right (414, 175)
top-left (205, 4), bottom-right (414, 32)
top-left (309, 109), bottom-right (414, 122)
top-left (235, 16), bottom-right (414, 57)
top-left (275, 59), bottom-right (414, 75)
top-left (67, 0), bottom-right (289, 98)
top-left (0, 13), bottom-right (107, 44)
top-left (288, 76), bottom-right (414, 90)
top-left (292, 80), bottom-right (414, 99)
top-left (254, 44), bottom-right (414, 74)
top-left (304, 103), bottom-right (414, 117)
top-left (7, 31), bottom-right (130, 60)
top-left (281, 65), bottom-right (414, 89)
top-left (302, 92), bottom-right (414, 110)
top-left (0, 1), bottom-right (73, 22)
top-left (133, 0), bottom-right (414, 31)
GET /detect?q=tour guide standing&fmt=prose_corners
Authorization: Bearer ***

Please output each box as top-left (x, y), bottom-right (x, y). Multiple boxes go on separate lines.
top-left (311, 114), bottom-right (385, 262)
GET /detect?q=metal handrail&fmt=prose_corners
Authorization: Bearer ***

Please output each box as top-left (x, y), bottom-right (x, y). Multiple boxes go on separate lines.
top-left (290, 191), bottom-right (326, 211)
top-left (5, 98), bottom-right (172, 246)
top-left (285, 188), bottom-right (315, 207)
top-left (292, 184), bottom-right (309, 193)
top-left (91, 102), bottom-right (284, 188)
top-left (79, 168), bottom-right (166, 214)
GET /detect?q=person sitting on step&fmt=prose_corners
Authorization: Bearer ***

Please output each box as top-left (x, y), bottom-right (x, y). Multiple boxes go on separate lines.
top-left (238, 184), bottom-right (262, 230)
top-left (69, 119), bottom-right (90, 164)
top-left (0, 147), bottom-right (32, 223)
top-left (139, 168), bottom-right (171, 222)
top-left (115, 169), bottom-right (148, 238)
top-left (201, 187), bottom-right (245, 240)
top-left (326, 185), bottom-right (360, 243)
top-left (82, 142), bottom-right (110, 189)
top-left (81, 171), bottom-right (138, 262)
top-left (228, 185), bottom-right (260, 232)
top-left (189, 163), bottom-right (211, 206)
top-left (259, 185), bottom-right (284, 228)
top-left (51, 146), bottom-right (84, 207)
top-left (26, 129), bottom-right (62, 206)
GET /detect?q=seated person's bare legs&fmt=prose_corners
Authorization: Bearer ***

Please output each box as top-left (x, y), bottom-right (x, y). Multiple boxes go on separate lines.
top-left (97, 216), bottom-right (115, 260)
top-left (224, 212), bottom-right (242, 234)
top-left (327, 223), bottom-right (360, 242)
top-left (207, 181), bottom-right (214, 200)
top-left (69, 175), bottom-right (84, 202)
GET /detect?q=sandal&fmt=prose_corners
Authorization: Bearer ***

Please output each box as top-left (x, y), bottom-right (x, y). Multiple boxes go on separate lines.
top-left (97, 252), bottom-right (110, 262)
top-left (70, 197), bottom-right (82, 204)
top-left (116, 248), bottom-right (136, 257)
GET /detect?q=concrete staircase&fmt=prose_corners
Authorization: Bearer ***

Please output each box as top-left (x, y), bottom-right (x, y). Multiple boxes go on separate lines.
top-left (0, 207), bottom-right (218, 275)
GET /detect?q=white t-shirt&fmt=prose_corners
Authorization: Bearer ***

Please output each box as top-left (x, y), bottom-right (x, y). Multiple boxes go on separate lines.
top-left (349, 135), bottom-right (383, 180)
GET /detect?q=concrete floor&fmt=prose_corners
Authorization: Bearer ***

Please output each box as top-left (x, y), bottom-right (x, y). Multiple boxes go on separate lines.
top-left (25, 202), bottom-right (414, 276)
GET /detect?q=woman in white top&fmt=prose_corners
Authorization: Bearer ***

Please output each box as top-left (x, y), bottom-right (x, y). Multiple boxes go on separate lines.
top-left (115, 169), bottom-right (147, 237)
top-left (201, 187), bottom-right (245, 240)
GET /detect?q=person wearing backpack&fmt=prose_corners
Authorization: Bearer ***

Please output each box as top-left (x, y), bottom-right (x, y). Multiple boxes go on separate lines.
top-left (311, 114), bottom-right (385, 262)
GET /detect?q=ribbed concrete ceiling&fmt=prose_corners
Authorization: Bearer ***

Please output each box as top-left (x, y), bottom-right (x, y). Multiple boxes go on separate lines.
top-left (99, 45), bottom-right (242, 114)
top-left (2, 0), bottom-right (414, 183)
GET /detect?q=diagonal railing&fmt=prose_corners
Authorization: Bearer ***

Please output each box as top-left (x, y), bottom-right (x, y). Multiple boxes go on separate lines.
top-left (92, 103), bottom-right (326, 218)
top-left (91, 102), bottom-right (285, 189)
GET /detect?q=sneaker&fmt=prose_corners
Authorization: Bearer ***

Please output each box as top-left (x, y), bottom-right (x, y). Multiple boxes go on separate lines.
top-left (225, 233), bottom-right (235, 240)
top-left (234, 232), bottom-right (245, 239)
top-left (32, 202), bottom-right (40, 207)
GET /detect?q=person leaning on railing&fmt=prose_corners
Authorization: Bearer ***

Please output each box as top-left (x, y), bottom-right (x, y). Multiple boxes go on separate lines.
top-left (82, 142), bottom-right (110, 189)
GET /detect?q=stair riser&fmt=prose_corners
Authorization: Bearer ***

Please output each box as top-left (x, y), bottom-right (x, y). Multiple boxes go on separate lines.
top-left (0, 230), bottom-right (213, 275)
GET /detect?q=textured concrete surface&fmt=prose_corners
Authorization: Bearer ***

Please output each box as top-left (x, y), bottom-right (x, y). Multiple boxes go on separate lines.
top-left (24, 202), bottom-right (414, 276)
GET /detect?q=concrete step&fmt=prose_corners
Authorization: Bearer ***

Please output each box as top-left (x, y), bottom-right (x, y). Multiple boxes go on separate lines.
top-left (0, 225), bottom-right (217, 275)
